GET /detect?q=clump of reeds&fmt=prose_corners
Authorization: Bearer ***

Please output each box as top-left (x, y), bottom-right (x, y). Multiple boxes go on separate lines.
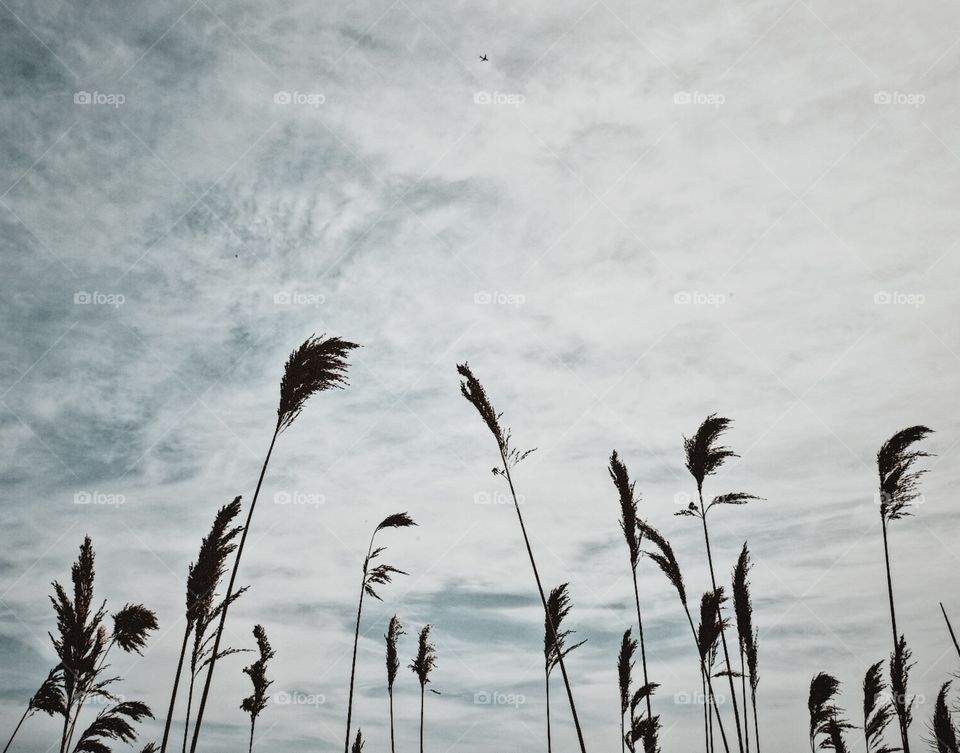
top-left (732, 543), bottom-right (759, 753)
top-left (189, 334), bottom-right (358, 753)
top-left (240, 625), bottom-right (274, 753)
top-left (344, 513), bottom-right (416, 753)
top-left (410, 625), bottom-right (438, 753)
top-left (160, 497), bottom-right (244, 753)
top-left (618, 630), bottom-right (637, 753)
top-left (875, 425), bottom-right (933, 753)
top-left (678, 415), bottom-right (760, 753)
top-left (609, 451), bottom-right (653, 722)
top-left (930, 682), bottom-right (959, 753)
top-left (385, 615), bottom-right (404, 753)
top-left (862, 661), bottom-right (895, 753)
top-left (624, 682), bottom-right (660, 753)
top-left (457, 362), bottom-right (586, 753)
top-left (638, 520), bottom-right (729, 753)
top-left (544, 584), bottom-right (585, 753)
top-left (23, 537), bottom-right (159, 753)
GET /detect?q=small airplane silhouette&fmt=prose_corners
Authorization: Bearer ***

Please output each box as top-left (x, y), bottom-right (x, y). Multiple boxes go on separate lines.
top-left (479, 54), bottom-right (488, 62)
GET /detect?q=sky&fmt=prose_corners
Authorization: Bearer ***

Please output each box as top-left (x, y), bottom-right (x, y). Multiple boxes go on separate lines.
top-left (1, 0), bottom-right (960, 752)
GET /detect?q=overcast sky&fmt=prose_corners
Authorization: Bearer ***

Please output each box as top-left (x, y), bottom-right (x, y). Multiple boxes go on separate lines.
top-left (2, 1), bottom-right (960, 752)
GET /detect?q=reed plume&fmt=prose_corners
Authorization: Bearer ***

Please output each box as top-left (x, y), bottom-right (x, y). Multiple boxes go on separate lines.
top-left (385, 615), bottom-right (404, 753)
top-left (71, 700), bottom-right (153, 753)
top-left (352, 730), bottom-right (365, 753)
top-left (809, 673), bottom-right (845, 753)
top-left (610, 451), bottom-right (653, 722)
top-left (732, 543), bottom-right (759, 753)
top-left (876, 425), bottom-right (932, 753)
top-left (862, 661), bottom-right (896, 753)
top-left (890, 636), bottom-right (915, 753)
top-left (189, 334), bottom-right (358, 753)
top-left (50, 538), bottom-right (157, 753)
top-left (3, 668), bottom-right (65, 753)
top-left (619, 630), bottom-right (637, 753)
top-left (930, 682), bottom-right (959, 753)
top-left (679, 415), bottom-right (760, 753)
top-left (544, 584), bottom-right (585, 753)
top-left (410, 625), bottom-right (437, 753)
top-left (625, 682), bottom-right (661, 753)
top-left (240, 625), bottom-right (274, 753)
top-left (344, 512), bottom-right (416, 753)
top-left (457, 362), bottom-right (586, 753)
top-left (159, 497), bottom-right (243, 753)
top-left (638, 520), bottom-right (730, 753)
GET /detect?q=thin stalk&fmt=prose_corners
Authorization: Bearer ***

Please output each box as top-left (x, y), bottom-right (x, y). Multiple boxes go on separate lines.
top-left (701, 668), bottom-right (709, 753)
top-left (620, 691), bottom-right (625, 753)
top-left (546, 669), bottom-right (552, 753)
top-left (189, 423), bottom-right (280, 753)
top-left (419, 686), bottom-right (425, 753)
top-left (881, 519), bottom-right (910, 753)
top-left (699, 489), bottom-right (745, 753)
top-left (160, 624), bottom-right (192, 753)
top-left (682, 608), bottom-right (731, 753)
top-left (182, 669), bottom-right (196, 753)
top-left (630, 571), bottom-right (653, 722)
top-left (751, 687), bottom-right (760, 753)
top-left (2, 707), bottom-right (30, 753)
top-left (389, 688), bottom-right (396, 753)
top-left (940, 602), bottom-right (960, 662)
top-left (344, 532), bottom-right (376, 753)
top-left (740, 649), bottom-right (749, 753)
top-left (500, 450), bottom-right (587, 753)
top-left (247, 720), bottom-right (254, 753)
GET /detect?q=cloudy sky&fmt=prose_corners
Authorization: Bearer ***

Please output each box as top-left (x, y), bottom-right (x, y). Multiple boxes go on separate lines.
top-left (2, 0), bottom-right (960, 751)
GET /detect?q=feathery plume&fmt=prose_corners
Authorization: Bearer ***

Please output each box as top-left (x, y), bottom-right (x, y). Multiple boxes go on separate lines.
top-left (862, 661), bottom-right (896, 753)
top-left (410, 625), bottom-right (437, 753)
top-left (544, 584), bottom-right (585, 753)
top-left (638, 521), bottom-right (686, 606)
top-left (809, 673), bottom-right (842, 753)
top-left (930, 682), bottom-right (959, 753)
top-left (351, 731), bottom-right (364, 753)
top-left (877, 426), bottom-right (934, 522)
top-left (277, 335), bottom-right (360, 432)
top-left (684, 414), bottom-right (737, 492)
top-left (111, 604), bottom-right (158, 655)
top-left (240, 626), bottom-right (274, 753)
top-left (72, 701), bottom-right (153, 753)
top-left (385, 615), bottom-right (404, 753)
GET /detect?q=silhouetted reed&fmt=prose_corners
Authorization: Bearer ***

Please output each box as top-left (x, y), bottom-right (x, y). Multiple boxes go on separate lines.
top-left (345, 513), bottom-right (416, 753)
top-left (624, 681), bottom-right (660, 753)
top-left (619, 630), bottom-right (637, 753)
top-left (862, 661), bottom-right (895, 753)
top-left (610, 451), bottom-right (653, 723)
top-left (385, 615), bottom-right (404, 753)
top-left (732, 543), bottom-right (759, 753)
top-left (678, 415), bottom-right (759, 753)
top-left (351, 730), bottom-right (365, 753)
top-left (544, 584), bottom-right (585, 753)
top-left (2, 668), bottom-right (64, 753)
top-left (189, 334), bottom-right (358, 753)
top-left (876, 425), bottom-right (932, 753)
top-left (930, 682), bottom-right (958, 753)
top-left (160, 497), bottom-right (243, 753)
top-left (638, 520), bottom-right (730, 753)
top-left (940, 603), bottom-right (960, 662)
top-left (457, 362), bottom-right (587, 753)
top-left (410, 625), bottom-right (438, 753)
top-left (240, 625), bottom-right (274, 753)
top-left (808, 673), bottom-right (851, 753)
